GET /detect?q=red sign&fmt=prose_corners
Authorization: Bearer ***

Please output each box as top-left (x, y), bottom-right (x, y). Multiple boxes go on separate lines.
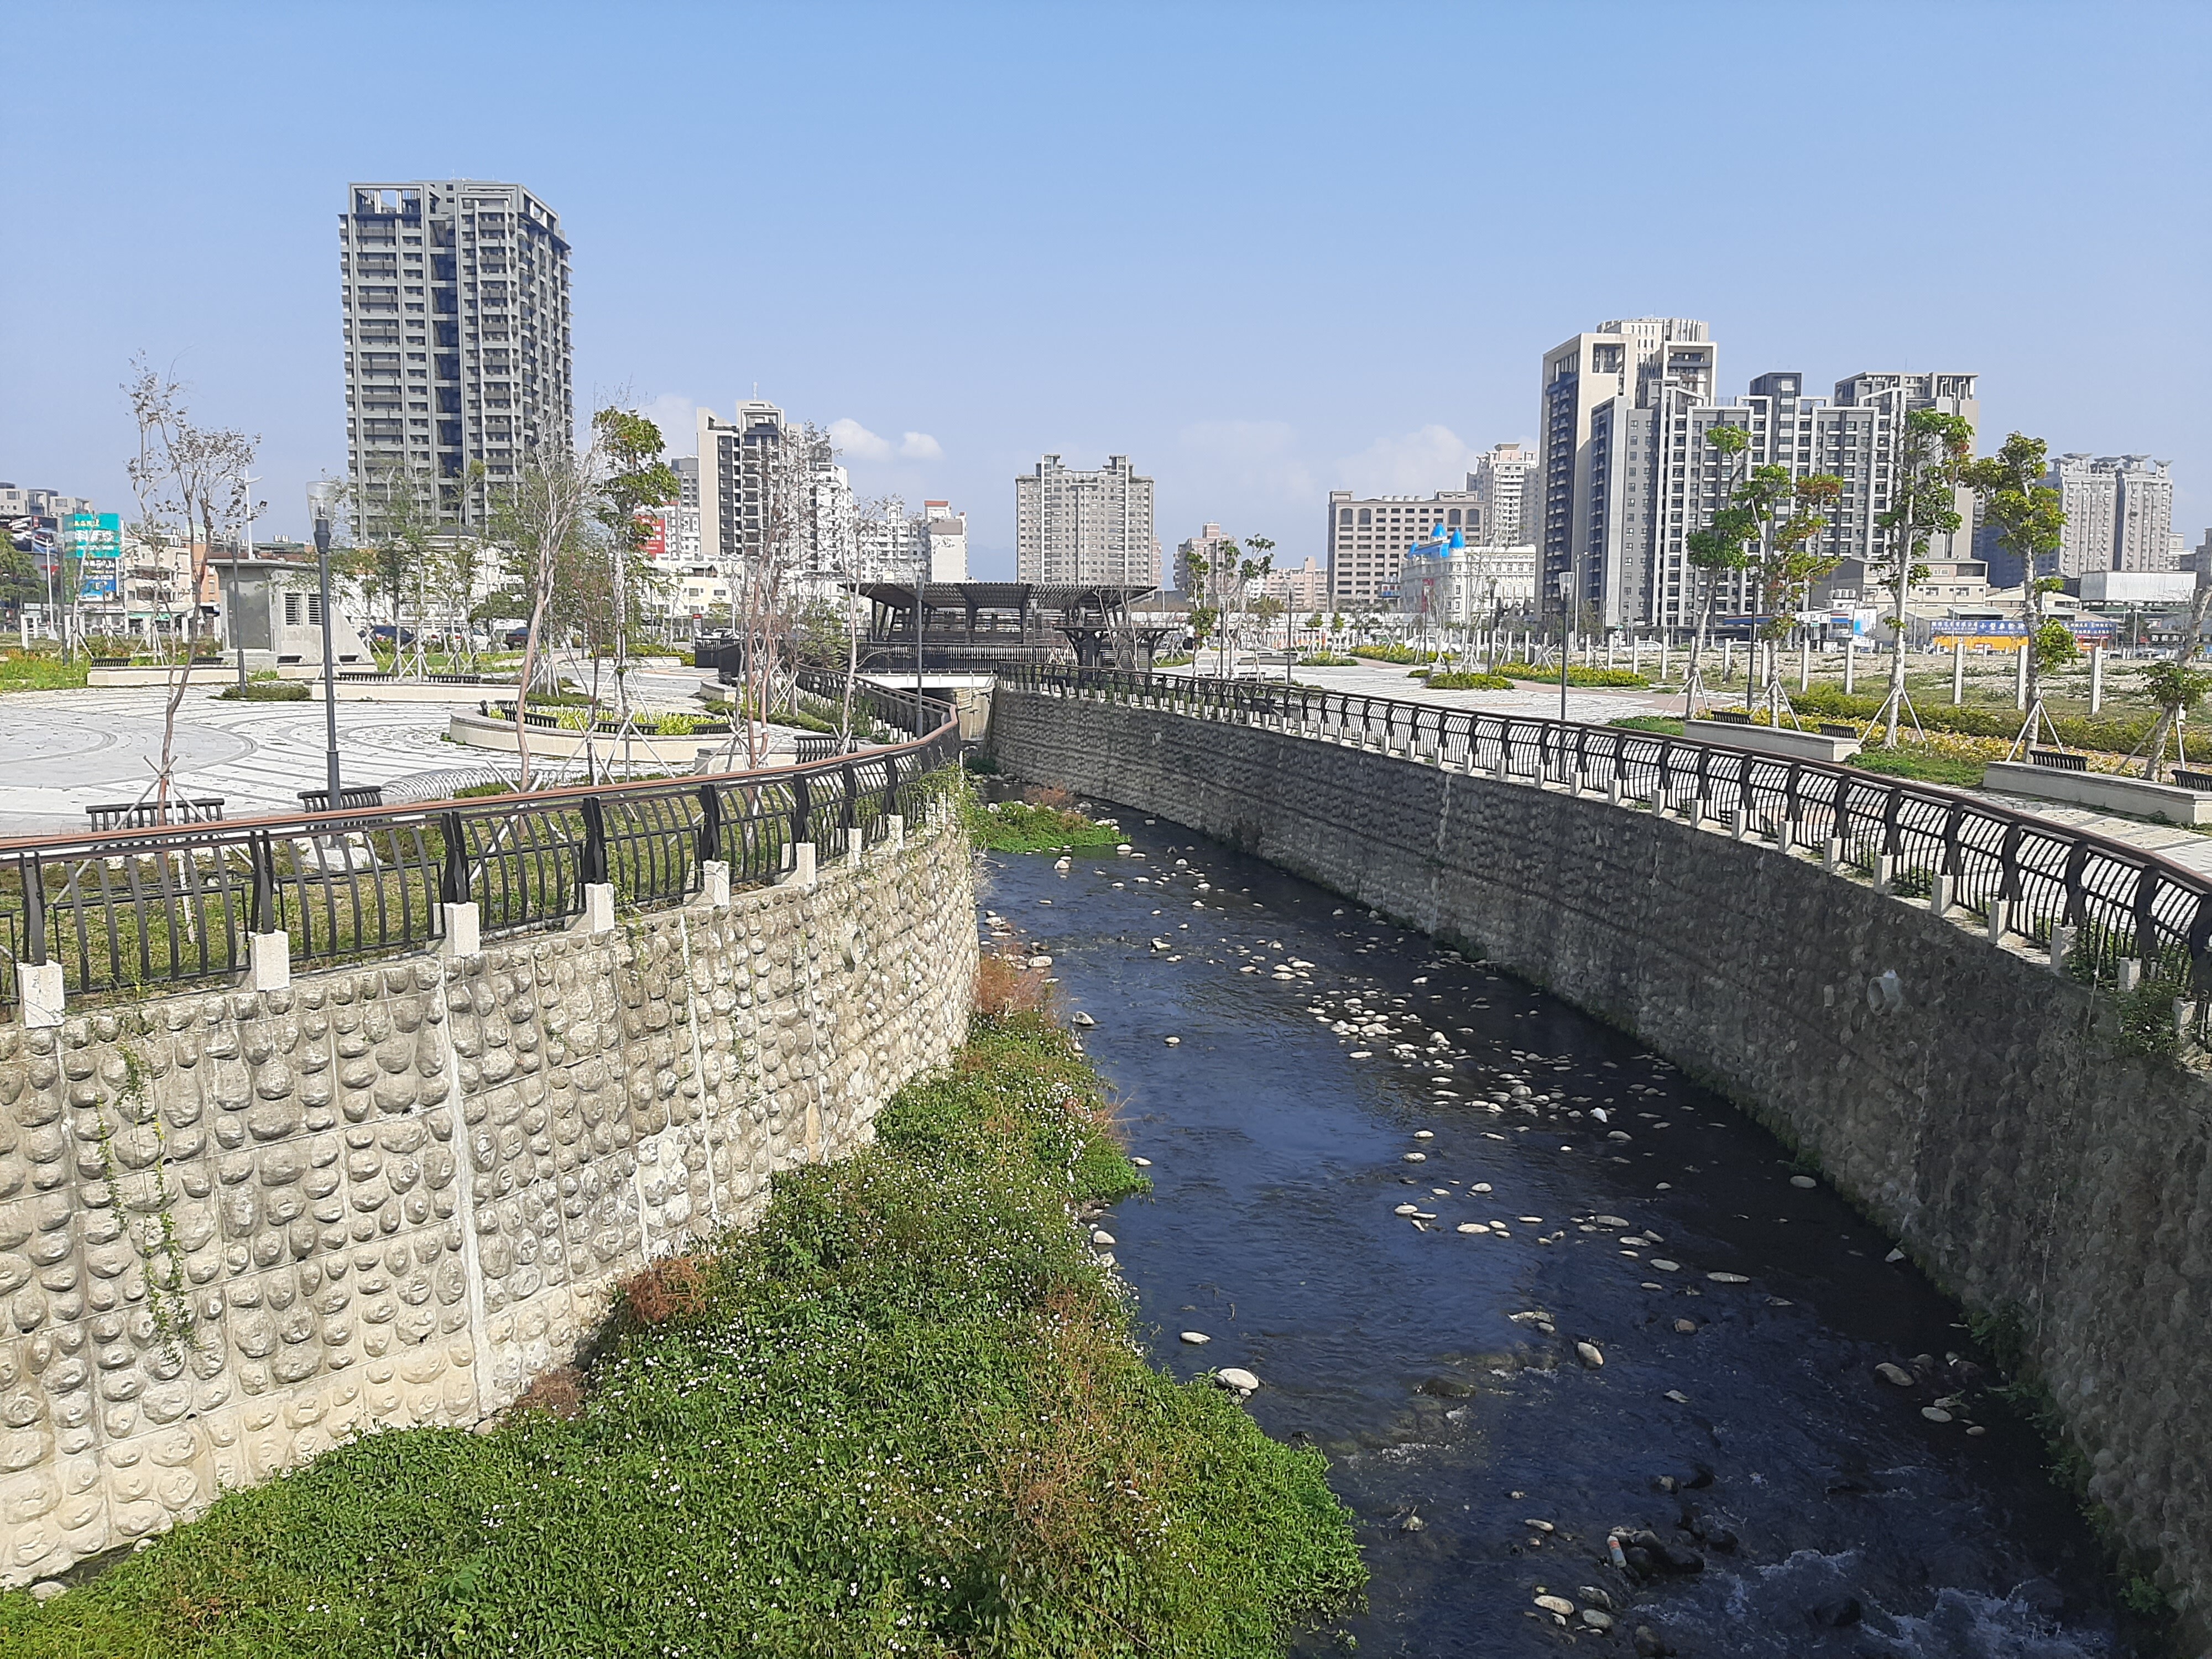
top-left (635, 506), bottom-right (669, 560)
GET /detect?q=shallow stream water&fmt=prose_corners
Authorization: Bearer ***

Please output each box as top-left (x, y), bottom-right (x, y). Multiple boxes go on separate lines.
top-left (977, 811), bottom-right (2132, 1658)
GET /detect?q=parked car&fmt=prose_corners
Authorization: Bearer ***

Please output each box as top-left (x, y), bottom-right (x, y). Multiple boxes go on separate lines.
top-left (368, 624), bottom-right (416, 646)
top-left (503, 626), bottom-right (531, 648)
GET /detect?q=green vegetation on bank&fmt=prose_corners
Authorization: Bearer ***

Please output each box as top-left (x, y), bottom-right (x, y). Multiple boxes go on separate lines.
top-left (1491, 660), bottom-right (1650, 689)
top-left (965, 785), bottom-right (1124, 852)
top-left (0, 1016), bottom-right (1363, 1657)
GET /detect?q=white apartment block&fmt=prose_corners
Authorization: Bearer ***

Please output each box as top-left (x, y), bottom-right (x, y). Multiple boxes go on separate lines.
top-left (1324, 490), bottom-right (1483, 606)
top-left (924, 501), bottom-right (968, 582)
top-left (2046, 454), bottom-right (2176, 577)
top-left (339, 180), bottom-right (572, 527)
top-left (1464, 442), bottom-right (1538, 546)
top-left (1015, 455), bottom-right (1157, 586)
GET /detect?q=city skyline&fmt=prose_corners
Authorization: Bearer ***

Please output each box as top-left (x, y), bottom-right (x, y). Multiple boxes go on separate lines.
top-left (3, 4), bottom-right (2206, 578)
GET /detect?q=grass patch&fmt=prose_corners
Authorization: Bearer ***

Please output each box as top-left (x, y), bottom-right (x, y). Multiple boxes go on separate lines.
top-left (0, 651), bottom-right (93, 692)
top-left (0, 1017), bottom-right (1361, 1657)
top-left (1848, 744), bottom-right (1990, 788)
top-left (1298, 653), bottom-right (1357, 667)
top-left (1610, 714), bottom-right (1686, 736)
top-left (1792, 681), bottom-right (2153, 754)
top-left (1423, 670), bottom-right (1514, 691)
top-left (967, 786), bottom-right (1124, 853)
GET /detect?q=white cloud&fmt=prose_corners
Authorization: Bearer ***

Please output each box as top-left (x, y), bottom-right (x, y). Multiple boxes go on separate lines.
top-left (1335, 424), bottom-right (1481, 495)
top-left (830, 419), bottom-right (942, 463)
top-left (639, 393), bottom-right (705, 456)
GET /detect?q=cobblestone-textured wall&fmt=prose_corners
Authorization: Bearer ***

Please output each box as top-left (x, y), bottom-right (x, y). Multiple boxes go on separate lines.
top-left (994, 688), bottom-right (2212, 1623)
top-left (0, 819), bottom-right (973, 1586)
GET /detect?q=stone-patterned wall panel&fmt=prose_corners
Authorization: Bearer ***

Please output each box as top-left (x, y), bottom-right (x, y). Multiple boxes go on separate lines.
top-left (0, 812), bottom-right (972, 1585)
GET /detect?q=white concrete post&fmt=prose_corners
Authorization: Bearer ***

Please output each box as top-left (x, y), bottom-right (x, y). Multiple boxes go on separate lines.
top-left (2090, 646), bottom-right (2104, 714)
top-left (582, 882), bottom-right (617, 935)
top-left (441, 901), bottom-right (482, 958)
top-left (793, 842), bottom-right (817, 890)
top-left (2176, 1000), bottom-right (2199, 1040)
top-left (886, 814), bottom-right (904, 849)
top-left (1843, 637), bottom-right (1855, 694)
top-left (1952, 638), bottom-right (1965, 705)
top-left (1874, 853), bottom-right (1896, 892)
top-left (700, 860), bottom-right (731, 907)
top-left (1730, 805), bottom-right (1749, 841)
top-left (1608, 773), bottom-right (1625, 808)
top-left (2015, 642), bottom-right (2028, 710)
top-left (1824, 836), bottom-right (1843, 873)
top-left (847, 827), bottom-right (864, 865)
top-left (2117, 957), bottom-right (2143, 993)
top-left (17, 961), bottom-right (63, 1029)
top-left (1928, 873), bottom-right (1954, 916)
top-left (1987, 899), bottom-right (2010, 943)
top-left (2049, 924), bottom-right (2077, 974)
top-left (249, 930), bottom-right (292, 992)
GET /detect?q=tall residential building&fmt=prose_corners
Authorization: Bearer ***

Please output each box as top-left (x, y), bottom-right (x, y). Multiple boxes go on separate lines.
top-left (695, 400), bottom-right (852, 586)
top-left (1324, 489), bottom-right (1484, 607)
top-left (1015, 455), bottom-right (1157, 585)
top-left (2043, 455), bottom-right (2177, 577)
top-left (672, 456), bottom-right (701, 562)
top-left (1263, 557), bottom-right (1329, 613)
top-left (339, 180), bottom-right (572, 526)
top-left (1537, 317), bottom-right (1717, 623)
top-left (852, 499), bottom-right (968, 583)
top-left (1464, 442), bottom-right (1538, 546)
top-left (1173, 521), bottom-right (1240, 597)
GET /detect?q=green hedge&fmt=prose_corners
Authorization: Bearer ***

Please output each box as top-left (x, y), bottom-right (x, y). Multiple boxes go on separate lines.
top-left (1425, 670), bottom-right (1514, 690)
top-left (0, 1021), bottom-right (1363, 1657)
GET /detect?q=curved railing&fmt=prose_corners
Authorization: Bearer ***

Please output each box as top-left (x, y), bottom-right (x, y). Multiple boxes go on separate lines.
top-left (0, 675), bottom-right (962, 1015)
top-left (1003, 665), bottom-right (2212, 1028)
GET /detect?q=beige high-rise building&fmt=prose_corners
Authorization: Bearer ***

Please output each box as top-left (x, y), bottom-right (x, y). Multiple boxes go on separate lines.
top-left (1015, 455), bottom-right (1156, 586)
top-left (2048, 454), bottom-right (2176, 576)
top-left (1324, 489), bottom-right (1483, 607)
top-left (1173, 521), bottom-right (1240, 597)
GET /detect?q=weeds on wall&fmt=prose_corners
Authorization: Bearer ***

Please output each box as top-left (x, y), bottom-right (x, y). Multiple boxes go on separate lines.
top-left (0, 1011), bottom-right (1364, 1656)
top-left (85, 1043), bottom-right (196, 1364)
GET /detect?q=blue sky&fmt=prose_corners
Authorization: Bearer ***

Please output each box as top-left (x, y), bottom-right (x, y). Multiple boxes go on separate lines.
top-left (4, 2), bottom-right (2206, 576)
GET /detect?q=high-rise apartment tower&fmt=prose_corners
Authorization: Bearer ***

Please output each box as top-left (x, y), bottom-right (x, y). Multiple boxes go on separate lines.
top-left (339, 180), bottom-right (572, 526)
top-left (1015, 455), bottom-right (1157, 585)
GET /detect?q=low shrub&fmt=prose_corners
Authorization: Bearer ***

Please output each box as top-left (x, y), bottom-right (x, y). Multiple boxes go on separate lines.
top-left (1792, 681), bottom-right (2154, 753)
top-left (1298, 652), bottom-right (1357, 666)
top-left (1425, 670), bottom-right (1514, 691)
top-left (1492, 660), bottom-right (1650, 688)
top-left (216, 680), bottom-right (310, 701)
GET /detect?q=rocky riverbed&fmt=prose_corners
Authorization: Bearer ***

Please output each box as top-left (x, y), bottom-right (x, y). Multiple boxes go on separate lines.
top-left (976, 808), bottom-right (2135, 1657)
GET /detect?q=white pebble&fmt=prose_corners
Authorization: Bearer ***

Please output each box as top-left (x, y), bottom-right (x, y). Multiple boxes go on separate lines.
top-left (1180, 1331), bottom-right (1211, 1345)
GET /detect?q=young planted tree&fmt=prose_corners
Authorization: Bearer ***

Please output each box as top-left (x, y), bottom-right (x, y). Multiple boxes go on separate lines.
top-left (589, 413), bottom-right (680, 724)
top-left (720, 418), bottom-right (836, 766)
top-left (1679, 425), bottom-right (1755, 717)
top-left (1747, 468), bottom-right (1845, 727)
top-left (1963, 434), bottom-right (2069, 755)
top-left (1869, 409), bottom-right (1976, 744)
top-left (123, 358), bottom-right (261, 810)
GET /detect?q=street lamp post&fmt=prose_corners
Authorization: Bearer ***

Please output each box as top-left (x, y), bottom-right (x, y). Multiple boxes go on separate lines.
top-left (314, 503), bottom-right (342, 808)
top-left (912, 549), bottom-right (926, 736)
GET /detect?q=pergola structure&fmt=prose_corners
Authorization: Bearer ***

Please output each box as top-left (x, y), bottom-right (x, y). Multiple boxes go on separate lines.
top-left (853, 581), bottom-right (1173, 672)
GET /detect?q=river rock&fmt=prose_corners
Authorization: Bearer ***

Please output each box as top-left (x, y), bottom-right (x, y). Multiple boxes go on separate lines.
top-left (1665, 1389), bottom-right (1691, 1404)
top-left (1028, 955), bottom-right (1053, 968)
top-left (1164, 1036), bottom-right (1181, 1046)
top-left (1535, 1594), bottom-right (1575, 1618)
top-left (1790, 1173), bottom-right (1818, 1188)
top-left (1394, 1203), bottom-right (1420, 1215)
top-left (1091, 1229), bottom-right (1116, 1246)
top-left (1648, 1259), bottom-right (1681, 1272)
top-left (1131, 1156), bottom-right (1152, 1167)
top-left (1414, 1129), bottom-right (1434, 1139)
top-left (1457, 1222), bottom-right (1485, 1234)
top-left (1401, 1514), bottom-right (1425, 1532)
top-left (1582, 1608), bottom-right (1615, 1631)
top-left (1673, 1319), bottom-right (1698, 1333)
top-left (1402, 1151), bottom-right (1426, 1162)
top-left (1179, 1330), bottom-right (1211, 1345)
top-left (1576, 1342), bottom-right (1605, 1368)
top-left (1875, 1361), bottom-right (1914, 1386)
top-left (1072, 1010), bottom-right (1097, 1027)
top-left (1593, 1214), bottom-right (1630, 1227)
top-left (29, 1582), bottom-right (64, 1603)
top-left (1217, 1367), bottom-right (1260, 1391)
top-left (1707, 1272), bottom-right (1749, 1284)
top-left (1922, 1406), bottom-right (1954, 1422)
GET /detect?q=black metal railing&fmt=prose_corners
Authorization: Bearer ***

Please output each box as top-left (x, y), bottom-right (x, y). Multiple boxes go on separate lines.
top-left (1004, 665), bottom-right (2212, 1035)
top-left (0, 675), bottom-right (961, 1014)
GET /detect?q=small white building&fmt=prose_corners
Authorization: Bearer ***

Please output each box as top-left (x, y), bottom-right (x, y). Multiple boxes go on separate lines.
top-left (1397, 539), bottom-right (1538, 623)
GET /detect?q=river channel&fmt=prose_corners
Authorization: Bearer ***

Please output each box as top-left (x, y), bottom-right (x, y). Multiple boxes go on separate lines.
top-left (976, 810), bottom-right (2131, 1658)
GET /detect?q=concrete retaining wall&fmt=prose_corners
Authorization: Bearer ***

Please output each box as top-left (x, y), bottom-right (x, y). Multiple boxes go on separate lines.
top-left (0, 815), bottom-right (974, 1585)
top-left (992, 686), bottom-right (2212, 1618)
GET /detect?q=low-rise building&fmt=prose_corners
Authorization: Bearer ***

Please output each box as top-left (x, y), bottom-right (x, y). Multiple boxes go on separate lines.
top-left (1326, 489), bottom-right (1484, 606)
